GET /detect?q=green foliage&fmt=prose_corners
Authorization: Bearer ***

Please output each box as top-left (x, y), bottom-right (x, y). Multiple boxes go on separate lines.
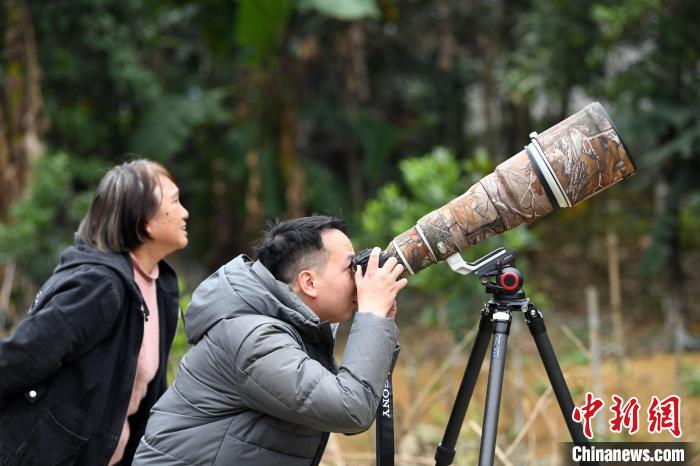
top-left (131, 88), bottom-right (231, 161)
top-left (29, 0), bottom-right (165, 156)
top-left (681, 365), bottom-right (700, 397)
top-left (353, 112), bottom-right (400, 186)
top-left (11, 0), bottom-right (699, 335)
top-left (0, 153), bottom-right (107, 281)
top-left (680, 193), bottom-right (700, 252)
top-left (304, 161), bottom-right (353, 217)
top-left (591, 0), bottom-right (662, 39)
top-left (533, 380), bottom-right (550, 397)
top-left (167, 281), bottom-right (192, 384)
top-left (558, 348), bottom-right (590, 366)
top-left (507, 0), bottom-right (605, 112)
top-left (357, 147), bottom-right (536, 332)
top-left (235, 0), bottom-right (294, 66)
top-left (653, 127), bottom-right (700, 166)
top-left (588, 0), bottom-right (700, 279)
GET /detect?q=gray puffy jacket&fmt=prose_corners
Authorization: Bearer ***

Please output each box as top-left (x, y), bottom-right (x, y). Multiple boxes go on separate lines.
top-left (133, 255), bottom-right (398, 465)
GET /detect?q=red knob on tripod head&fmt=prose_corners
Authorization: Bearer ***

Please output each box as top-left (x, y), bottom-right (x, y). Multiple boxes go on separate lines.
top-left (498, 267), bottom-right (523, 292)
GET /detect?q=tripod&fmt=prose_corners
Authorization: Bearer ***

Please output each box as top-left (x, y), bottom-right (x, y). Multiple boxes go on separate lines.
top-left (434, 248), bottom-right (597, 466)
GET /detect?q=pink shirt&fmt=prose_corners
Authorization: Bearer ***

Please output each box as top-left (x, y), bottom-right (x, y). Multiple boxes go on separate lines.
top-left (109, 255), bottom-right (161, 465)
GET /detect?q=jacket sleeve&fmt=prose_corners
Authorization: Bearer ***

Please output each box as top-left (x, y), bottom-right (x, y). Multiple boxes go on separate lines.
top-left (231, 312), bottom-right (398, 434)
top-left (0, 266), bottom-right (125, 398)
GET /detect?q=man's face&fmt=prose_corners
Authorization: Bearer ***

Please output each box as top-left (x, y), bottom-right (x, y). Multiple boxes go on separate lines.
top-left (308, 229), bottom-right (357, 323)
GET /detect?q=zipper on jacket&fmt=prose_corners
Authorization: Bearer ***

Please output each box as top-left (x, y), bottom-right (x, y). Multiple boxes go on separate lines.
top-left (141, 300), bottom-right (150, 322)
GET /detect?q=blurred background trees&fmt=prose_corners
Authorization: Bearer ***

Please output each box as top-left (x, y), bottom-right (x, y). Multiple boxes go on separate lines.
top-left (1, 0), bottom-right (699, 348)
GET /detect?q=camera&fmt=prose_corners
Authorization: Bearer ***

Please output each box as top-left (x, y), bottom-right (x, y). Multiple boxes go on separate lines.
top-left (351, 248), bottom-right (390, 274)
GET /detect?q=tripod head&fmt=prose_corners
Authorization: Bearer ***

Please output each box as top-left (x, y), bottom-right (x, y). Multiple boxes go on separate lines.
top-left (446, 247), bottom-right (524, 298)
top-left (476, 249), bottom-right (524, 297)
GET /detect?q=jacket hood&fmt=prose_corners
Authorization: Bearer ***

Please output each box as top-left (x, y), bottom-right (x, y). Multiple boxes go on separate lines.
top-left (55, 243), bottom-right (179, 298)
top-left (184, 255), bottom-right (324, 345)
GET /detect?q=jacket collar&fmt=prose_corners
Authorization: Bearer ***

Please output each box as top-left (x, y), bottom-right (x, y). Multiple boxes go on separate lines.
top-left (56, 242), bottom-right (179, 298)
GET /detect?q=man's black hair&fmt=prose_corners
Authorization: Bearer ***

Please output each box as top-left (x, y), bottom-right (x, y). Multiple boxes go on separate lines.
top-left (255, 216), bottom-right (347, 284)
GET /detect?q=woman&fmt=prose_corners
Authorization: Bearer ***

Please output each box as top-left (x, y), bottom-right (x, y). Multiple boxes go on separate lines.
top-left (0, 159), bottom-right (189, 465)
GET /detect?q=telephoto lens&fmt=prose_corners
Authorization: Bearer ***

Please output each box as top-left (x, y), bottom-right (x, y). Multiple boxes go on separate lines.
top-left (383, 102), bottom-right (636, 277)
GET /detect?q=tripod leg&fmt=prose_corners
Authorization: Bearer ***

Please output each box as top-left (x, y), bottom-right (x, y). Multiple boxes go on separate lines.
top-left (435, 314), bottom-right (494, 466)
top-left (526, 309), bottom-right (599, 457)
top-left (478, 315), bottom-right (511, 466)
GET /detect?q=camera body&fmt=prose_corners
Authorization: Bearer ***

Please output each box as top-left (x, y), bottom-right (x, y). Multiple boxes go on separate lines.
top-left (352, 248), bottom-right (390, 274)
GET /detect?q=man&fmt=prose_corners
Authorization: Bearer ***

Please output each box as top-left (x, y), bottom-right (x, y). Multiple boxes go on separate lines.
top-left (134, 216), bottom-right (407, 465)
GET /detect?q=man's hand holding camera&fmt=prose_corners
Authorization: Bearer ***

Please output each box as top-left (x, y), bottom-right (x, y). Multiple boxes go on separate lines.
top-left (355, 247), bottom-right (408, 319)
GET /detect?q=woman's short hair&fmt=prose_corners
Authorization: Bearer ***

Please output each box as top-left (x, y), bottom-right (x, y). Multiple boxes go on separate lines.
top-left (76, 159), bottom-right (174, 253)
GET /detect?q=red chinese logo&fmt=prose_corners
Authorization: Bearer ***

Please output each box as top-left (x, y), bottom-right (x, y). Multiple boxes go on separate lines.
top-left (572, 392), bottom-right (605, 439)
top-left (572, 393), bottom-right (683, 439)
top-left (648, 395), bottom-right (682, 438)
top-left (609, 395), bottom-right (640, 434)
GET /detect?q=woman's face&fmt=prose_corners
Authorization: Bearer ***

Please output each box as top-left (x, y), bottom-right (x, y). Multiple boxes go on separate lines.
top-left (145, 175), bottom-right (189, 257)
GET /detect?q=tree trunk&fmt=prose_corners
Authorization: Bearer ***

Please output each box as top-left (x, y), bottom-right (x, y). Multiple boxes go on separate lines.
top-left (279, 94), bottom-right (305, 218)
top-left (586, 285), bottom-right (605, 437)
top-left (0, 0), bottom-right (45, 221)
top-left (656, 13), bottom-right (695, 354)
top-left (207, 155), bottom-right (239, 269)
top-left (606, 230), bottom-right (626, 368)
top-left (476, 31), bottom-right (498, 159)
top-left (243, 150), bottom-right (263, 247)
top-left (338, 22), bottom-right (369, 210)
top-left (0, 0), bottom-right (45, 330)
top-left (655, 176), bottom-right (693, 351)
top-left (436, 0), bottom-right (455, 71)
top-left (0, 260), bottom-right (16, 330)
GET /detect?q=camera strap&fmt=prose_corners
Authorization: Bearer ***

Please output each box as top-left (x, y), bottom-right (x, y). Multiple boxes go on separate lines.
top-left (376, 344), bottom-right (400, 466)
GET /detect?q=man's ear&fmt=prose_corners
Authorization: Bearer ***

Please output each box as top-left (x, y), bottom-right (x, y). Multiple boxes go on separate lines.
top-left (296, 270), bottom-right (318, 299)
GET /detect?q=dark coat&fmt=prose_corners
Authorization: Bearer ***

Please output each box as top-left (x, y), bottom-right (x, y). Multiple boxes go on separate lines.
top-left (0, 244), bottom-right (180, 466)
top-left (134, 255), bottom-right (398, 466)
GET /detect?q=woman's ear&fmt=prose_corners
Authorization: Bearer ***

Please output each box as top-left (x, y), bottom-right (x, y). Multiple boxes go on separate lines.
top-left (296, 270), bottom-right (318, 299)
